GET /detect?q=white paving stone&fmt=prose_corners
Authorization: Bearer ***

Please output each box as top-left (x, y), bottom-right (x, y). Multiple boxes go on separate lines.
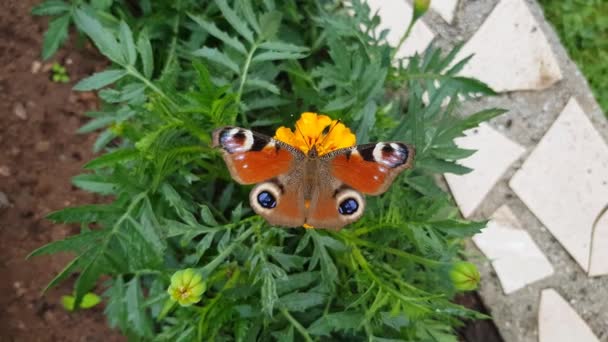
top-left (430, 0), bottom-right (458, 24)
top-left (473, 205), bottom-right (554, 294)
top-left (445, 123), bottom-right (525, 218)
top-left (455, 0), bottom-right (562, 92)
top-left (510, 98), bottom-right (608, 275)
top-left (589, 205), bottom-right (608, 276)
top-left (538, 289), bottom-right (600, 342)
top-left (366, 0), bottom-right (435, 59)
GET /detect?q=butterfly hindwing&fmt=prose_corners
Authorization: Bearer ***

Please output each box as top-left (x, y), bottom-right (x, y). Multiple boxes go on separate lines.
top-left (325, 142), bottom-right (415, 195)
top-left (213, 127), bottom-right (307, 226)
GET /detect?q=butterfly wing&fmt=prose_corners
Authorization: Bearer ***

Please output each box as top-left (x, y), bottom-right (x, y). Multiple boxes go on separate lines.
top-left (213, 127), bottom-right (307, 227)
top-left (306, 181), bottom-right (366, 230)
top-left (324, 142), bottom-right (415, 195)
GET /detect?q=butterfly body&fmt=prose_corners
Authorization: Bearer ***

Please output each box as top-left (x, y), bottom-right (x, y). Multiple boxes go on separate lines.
top-left (213, 126), bottom-right (414, 229)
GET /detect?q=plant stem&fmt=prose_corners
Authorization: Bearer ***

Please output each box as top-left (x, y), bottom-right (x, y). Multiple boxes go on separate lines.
top-left (126, 66), bottom-right (178, 107)
top-left (391, 19), bottom-right (416, 60)
top-left (280, 308), bottom-right (313, 342)
top-left (199, 226), bottom-right (255, 277)
top-left (161, 2), bottom-right (181, 77)
top-left (235, 42), bottom-right (259, 125)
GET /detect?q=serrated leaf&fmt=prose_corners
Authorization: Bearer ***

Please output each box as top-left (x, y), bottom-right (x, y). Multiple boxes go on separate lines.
top-left (72, 174), bottom-right (117, 194)
top-left (189, 14), bottom-right (247, 55)
top-left (269, 252), bottom-right (306, 271)
top-left (321, 96), bottom-right (355, 112)
top-left (28, 230), bottom-right (106, 257)
top-left (73, 9), bottom-right (124, 64)
top-left (74, 69), bottom-right (127, 91)
top-left (417, 157), bottom-right (472, 175)
top-left (308, 311), bottom-right (364, 336)
top-left (46, 204), bottom-right (117, 224)
top-left (93, 129), bottom-right (117, 153)
top-left (200, 205), bottom-right (218, 226)
top-left (259, 41), bottom-right (308, 53)
top-left (193, 47), bottom-right (240, 74)
top-left (84, 148), bottom-right (138, 169)
top-left (119, 21), bottom-right (137, 65)
top-left (126, 277), bottom-right (153, 337)
top-left (279, 292), bottom-right (326, 312)
top-left (259, 11), bottom-right (282, 39)
top-left (276, 271), bottom-right (319, 295)
top-left (252, 50), bottom-right (307, 63)
top-left (245, 78), bottom-right (280, 94)
top-left (42, 15), bottom-right (70, 60)
top-left (215, 0), bottom-right (254, 43)
top-left (137, 29), bottom-right (154, 78)
top-left (32, 0), bottom-right (70, 16)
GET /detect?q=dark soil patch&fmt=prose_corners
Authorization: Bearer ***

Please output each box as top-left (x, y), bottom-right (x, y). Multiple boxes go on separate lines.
top-left (0, 1), bottom-right (122, 340)
top-left (456, 293), bottom-right (504, 342)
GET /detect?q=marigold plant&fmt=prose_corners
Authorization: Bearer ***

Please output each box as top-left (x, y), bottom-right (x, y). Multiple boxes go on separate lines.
top-left (30, 0), bottom-right (500, 340)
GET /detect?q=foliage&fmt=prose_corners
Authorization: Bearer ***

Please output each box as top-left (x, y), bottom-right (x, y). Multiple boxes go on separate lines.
top-left (51, 62), bottom-right (70, 83)
top-left (31, 0), bottom-right (501, 340)
top-left (539, 0), bottom-right (608, 114)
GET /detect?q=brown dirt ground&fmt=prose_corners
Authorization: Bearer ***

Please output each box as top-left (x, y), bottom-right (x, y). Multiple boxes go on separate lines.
top-left (0, 1), bottom-right (123, 341)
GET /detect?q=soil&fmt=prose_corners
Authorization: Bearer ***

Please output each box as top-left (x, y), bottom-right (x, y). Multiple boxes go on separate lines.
top-left (0, 1), bottom-right (502, 341)
top-left (0, 1), bottom-right (122, 341)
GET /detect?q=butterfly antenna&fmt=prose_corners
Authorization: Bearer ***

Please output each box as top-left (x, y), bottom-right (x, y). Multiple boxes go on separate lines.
top-left (319, 119), bottom-right (341, 146)
top-left (295, 122), bottom-right (311, 150)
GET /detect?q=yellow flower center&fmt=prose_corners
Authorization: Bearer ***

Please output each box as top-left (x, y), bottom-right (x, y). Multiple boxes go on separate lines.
top-left (274, 112), bottom-right (356, 156)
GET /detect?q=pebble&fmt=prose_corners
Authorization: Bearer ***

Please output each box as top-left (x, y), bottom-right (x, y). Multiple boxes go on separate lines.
top-left (13, 102), bottom-right (27, 120)
top-left (31, 60), bottom-right (42, 74)
top-left (35, 141), bottom-right (51, 153)
top-left (0, 165), bottom-right (10, 177)
top-left (0, 192), bottom-right (9, 209)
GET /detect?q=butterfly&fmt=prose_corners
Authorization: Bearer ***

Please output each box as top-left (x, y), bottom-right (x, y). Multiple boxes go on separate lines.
top-left (212, 122), bottom-right (415, 230)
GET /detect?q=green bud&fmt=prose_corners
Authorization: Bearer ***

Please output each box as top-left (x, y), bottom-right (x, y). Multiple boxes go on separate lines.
top-left (413, 0), bottom-right (431, 21)
top-left (450, 261), bottom-right (480, 291)
top-left (167, 268), bottom-right (206, 306)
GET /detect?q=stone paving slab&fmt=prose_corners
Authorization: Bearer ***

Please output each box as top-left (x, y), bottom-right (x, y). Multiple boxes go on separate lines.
top-left (369, 0), bottom-right (608, 340)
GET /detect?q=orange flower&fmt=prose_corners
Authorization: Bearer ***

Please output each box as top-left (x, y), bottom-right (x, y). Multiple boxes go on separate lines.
top-left (274, 112), bottom-right (356, 156)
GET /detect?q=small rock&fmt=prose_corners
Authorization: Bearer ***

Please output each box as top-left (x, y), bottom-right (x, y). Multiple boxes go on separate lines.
top-left (0, 166), bottom-right (10, 177)
top-left (13, 281), bottom-right (27, 297)
top-left (13, 102), bottom-right (27, 120)
top-left (42, 63), bottom-right (53, 72)
top-left (0, 192), bottom-right (9, 209)
top-left (35, 141), bottom-right (51, 153)
top-left (65, 57), bottom-right (73, 65)
top-left (31, 60), bottom-right (42, 74)
top-left (77, 91), bottom-right (97, 102)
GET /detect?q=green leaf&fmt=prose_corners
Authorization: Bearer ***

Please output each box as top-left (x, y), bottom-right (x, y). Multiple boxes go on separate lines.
top-left (119, 21), bottom-right (137, 65)
top-left (200, 205), bottom-right (218, 226)
top-left (137, 29), bottom-right (154, 79)
top-left (73, 9), bottom-right (124, 64)
top-left (245, 78), bottom-right (280, 94)
top-left (28, 230), bottom-right (106, 257)
top-left (189, 14), bottom-right (247, 55)
top-left (74, 69), bottom-right (128, 91)
top-left (193, 47), bottom-right (240, 74)
top-left (279, 292), bottom-right (326, 312)
top-left (46, 204), bottom-right (117, 224)
top-left (215, 0), bottom-right (254, 43)
top-left (252, 50), bottom-right (307, 63)
top-left (32, 0), bottom-right (70, 15)
top-left (42, 15), bottom-right (70, 60)
top-left (126, 277), bottom-right (153, 337)
top-left (308, 311), bottom-right (364, 336)
top-left (62, 292), bottom-right (102, 311)
top-left (276, 271), bottom-right (320, 295)
top-left (259, 11), bottom-right (282, 39)
top-left (84, 148), bottom-right (139, 169)
top-left (259, 41), bottom-right (308, 53)
top-left (72, 174), bottom-right (117, 194)
top-left (417, 157), bottom-right (472, 175)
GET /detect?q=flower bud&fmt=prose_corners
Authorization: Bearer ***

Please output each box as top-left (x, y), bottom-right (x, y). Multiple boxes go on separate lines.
top-left (450, 261), bottom-right (480, 291)
top-left (167, 268), bottom-right (206, 306)
top-left (413, 0), bottom-right (431, 22)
